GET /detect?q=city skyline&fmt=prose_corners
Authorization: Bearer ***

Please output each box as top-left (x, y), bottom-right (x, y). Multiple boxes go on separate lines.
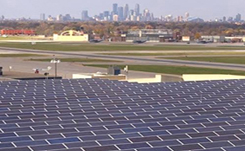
top-left (1, 0), bottom-right (245, 20)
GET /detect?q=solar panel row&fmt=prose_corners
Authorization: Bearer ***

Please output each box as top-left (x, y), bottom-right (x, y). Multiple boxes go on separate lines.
top-left (0, 79), bottom-right (245, 150)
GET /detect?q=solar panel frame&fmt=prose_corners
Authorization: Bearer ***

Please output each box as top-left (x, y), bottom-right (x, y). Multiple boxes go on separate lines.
top-left (1, 79), bottom-right (245, 150)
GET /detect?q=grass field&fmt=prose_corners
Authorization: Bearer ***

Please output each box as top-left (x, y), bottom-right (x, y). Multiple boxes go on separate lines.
top-left (0, 42), bottom-right (245, 51)
top-left (101, 52), bottom-right (245, 56)
top-left (161, 56), bottom-right (245, 65)
top-left (0, 54), bottom-right (44, 57)
top-left (86, 64), bottom-right (245, 75)
top-left (0, 37), bottom-right (30, 41)
top-left (27, 58), bottom-right (121, 63)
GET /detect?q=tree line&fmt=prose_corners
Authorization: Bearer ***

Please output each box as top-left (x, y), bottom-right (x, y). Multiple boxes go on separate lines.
top-left (1, 21), bottom-right (245, 38)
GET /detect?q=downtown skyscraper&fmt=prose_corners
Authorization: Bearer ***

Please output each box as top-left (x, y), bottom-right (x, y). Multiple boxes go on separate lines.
top-left (113, 3), bottom-right (118, 15)
top-left (135, 4), bottom-right (140, 16)
top-left (80, 3), bottom-right (159, 22)
top-left (81, 10), bottom-right (89, 21)
top-left (124, 4), bottom-right (129, 20)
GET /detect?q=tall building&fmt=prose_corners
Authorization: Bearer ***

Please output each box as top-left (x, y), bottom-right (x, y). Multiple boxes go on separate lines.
top-left (143, 9), bottom-right (151, 21)
top-left (228, 17), bottom-right (233, 22)
top-left (223, 16), bottom-right (226, 22)
top-left (103, 11), bottom-right (110, 21)
top-left (64, 14), bottom-right (72, 21)
top-left (113, 3), bottom-right (118, 14)
top-left (118, 7), bottom-right (124, 21)
top-left (113, 14), bottom-right (119, 21)
top-left (124, 4), bottom-right (129, 20)
top-left (235, 13), bottom-right (241, 22)
top-left (81, 10), bottom-right (89, 21)
top-left (56, 14), bottom-right (63, 21)
top-left (47, 15), bottom-right (54, 21)
top-left (0, 15), bottom-right (4, 21)
top-left (135, 4), bottom-right (140, 16)
top-left (40, 13), bottom-right (45, 21)
top-left (129, 10), bottom-right (134, 16)
top-left (185, 12), bottom-right (189, 20)
top-left (177, 16), bottom-right (183, 22)
top-left (151, 13), bottom-right (154, 21)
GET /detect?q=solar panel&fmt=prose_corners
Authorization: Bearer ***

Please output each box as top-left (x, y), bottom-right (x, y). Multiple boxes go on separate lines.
top-left (1, 78), bottom-right (245, 150)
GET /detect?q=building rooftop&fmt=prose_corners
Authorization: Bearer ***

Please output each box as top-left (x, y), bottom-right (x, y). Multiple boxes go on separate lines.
top-left (0, 71), bottom-right (61, 81)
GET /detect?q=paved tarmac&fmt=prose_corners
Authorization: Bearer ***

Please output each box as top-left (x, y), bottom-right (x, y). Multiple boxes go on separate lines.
top-left (2, 47), bottom-right (245, 70)
top-left (1, 46), bottom-right (245, 79)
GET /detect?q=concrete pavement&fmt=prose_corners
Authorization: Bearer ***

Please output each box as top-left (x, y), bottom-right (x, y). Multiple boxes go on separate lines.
top-left (1, 46), bottom-right (245, 80)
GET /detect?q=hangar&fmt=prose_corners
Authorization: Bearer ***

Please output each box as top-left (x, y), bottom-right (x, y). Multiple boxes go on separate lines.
top-left (53, 30), bottom-right (89, 42)
top-left (125, 29), bottom-right (173, 42)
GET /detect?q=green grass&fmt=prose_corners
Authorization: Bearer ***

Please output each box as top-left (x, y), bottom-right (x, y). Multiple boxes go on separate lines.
top-left (0, 36), bottom-right (30, 41)
top-left (161, 56), bottom-right (245, 65)
top-left (26, 58), bottom-right (121, 63)
top-left (0, 42), bottom-right (245, 51)
top-left (0, 53), bottom-right (44, 57)
top-left (86, 64), bottom-right (245, 75)
top-left (101, 52), bottom-right (245, 56)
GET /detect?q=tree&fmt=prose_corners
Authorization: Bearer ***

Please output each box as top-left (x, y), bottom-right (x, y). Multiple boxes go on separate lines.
top-left (194, 33), bottom-right (201, 40)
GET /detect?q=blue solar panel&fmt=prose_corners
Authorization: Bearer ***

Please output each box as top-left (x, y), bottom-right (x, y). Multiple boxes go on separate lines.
top-left (48, 137), bottom-right (80, 144)
top-left (1, 78), bottom-right (245, 150)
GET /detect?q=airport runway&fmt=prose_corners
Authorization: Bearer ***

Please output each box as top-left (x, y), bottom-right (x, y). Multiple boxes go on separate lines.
top-left (1, 47), bottom-right (245, 71)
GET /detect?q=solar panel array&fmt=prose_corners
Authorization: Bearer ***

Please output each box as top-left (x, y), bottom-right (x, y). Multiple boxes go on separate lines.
top-left (1, 79), bottom-right (245, 151)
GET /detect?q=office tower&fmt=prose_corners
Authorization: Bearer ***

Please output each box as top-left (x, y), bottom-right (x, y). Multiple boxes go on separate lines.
top-left (143, 9), bottom-right (150, 17)
top-left (99, 13), bottom-right (104, 20)
top-left (113, 14), bottom-right (119, 21)
top-left (235, 13), bottom-right (241, 22)
top-left (151, 13), bottom-right (154, 21)
top-left (113, 3), bottom-right (118, 14)
top-left (177, 16), bottom-right (183, 22)
top-left (223, 16), bottom-right (226, 22)
top-left (228, 17), bottom-right (233, 22)
top-left (40, 13), bottom-right (45, 21)
top-left (0, 15), bottom-right (4, 21)
top-left (129, 10), bottom-right (134, 16)
top-left (124, 4), bottom-right (129, 20)
top-left (56, 14), bottom-right (63, 21)
top-left (135, 4), bottom-right (140, 16)
top-left (64, 14), bottom-right (71, 21)
top-left (81, 10), bottom-right (89, 21)
top-left (118, 7), bottom-right (124, 21)
top-left (47, 15), bottom-right (53, 21)
top-left (104, 11), bottom-right (110, 17)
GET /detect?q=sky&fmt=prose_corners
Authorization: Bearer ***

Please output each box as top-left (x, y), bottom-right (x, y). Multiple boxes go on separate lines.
top-left (0, 0), bottom-right (245, 20)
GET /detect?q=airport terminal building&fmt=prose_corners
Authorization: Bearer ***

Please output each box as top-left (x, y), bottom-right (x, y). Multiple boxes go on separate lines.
top-left (124, 29), bottom-right (173, 42)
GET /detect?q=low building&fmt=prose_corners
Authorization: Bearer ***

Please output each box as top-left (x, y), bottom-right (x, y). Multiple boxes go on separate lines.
top-left (0, 71), bottom-right (61, 81)
top-left (1, 29), bottom-right (35, 35)
top-left (127, 74), bottom-right (183, 83)
top-left (53, 30), bottom-right (89, 42)
top-left (182, 36), bottom-right (190, 42)
top-left (201, 35), bottom-right (225, 43)
top-left (225, 36), bottom-right (244, 43)
top-left (125, 29), bottom-right (173, 42)
top-left (73, 72), bottom-right (126, 81)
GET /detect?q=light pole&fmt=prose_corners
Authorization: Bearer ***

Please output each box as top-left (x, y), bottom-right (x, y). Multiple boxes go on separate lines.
top-left (50, 56), bottom-right (60, 79)
top-left (124, 65), bottom-right (129, 80)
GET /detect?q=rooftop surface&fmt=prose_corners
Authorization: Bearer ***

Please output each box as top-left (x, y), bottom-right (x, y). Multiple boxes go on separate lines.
top-left (0, 79), bottom-right (245, 151)
top-left (0, 71), bottom-right (61, 80)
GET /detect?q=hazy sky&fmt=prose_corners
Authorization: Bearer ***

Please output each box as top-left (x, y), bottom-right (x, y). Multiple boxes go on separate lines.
top-left (1, 0), bottom-right (244, 20)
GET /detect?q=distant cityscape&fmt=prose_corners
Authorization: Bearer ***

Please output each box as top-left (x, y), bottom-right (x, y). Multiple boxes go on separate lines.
top-left (0, 3), bottom-right (244, 23)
